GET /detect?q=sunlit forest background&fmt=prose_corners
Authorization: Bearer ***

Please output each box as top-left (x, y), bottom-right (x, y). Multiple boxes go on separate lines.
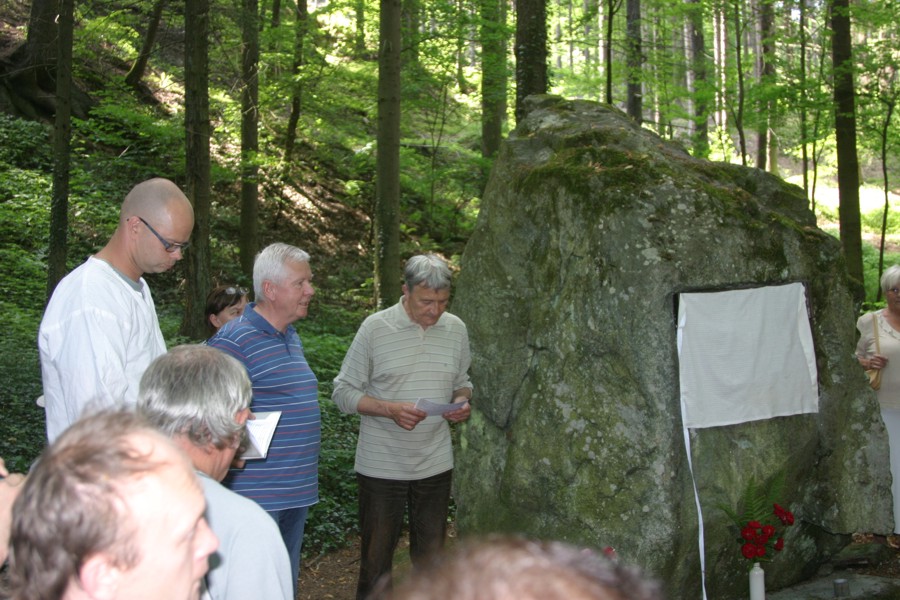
top-left (1, 0), bottom-right (898, 557)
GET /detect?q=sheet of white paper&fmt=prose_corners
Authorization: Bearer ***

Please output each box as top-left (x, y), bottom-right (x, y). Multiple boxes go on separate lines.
top-left (240, 411), bottom-right (282, 460)
top-left (414, 398), bottom-right (468, 416)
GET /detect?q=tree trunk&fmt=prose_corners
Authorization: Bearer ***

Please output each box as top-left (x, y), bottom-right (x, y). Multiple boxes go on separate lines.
top-left (830, 0), bottom-right (864, 300)
top-left (686, 0), bottom-right (709, 157)
top-left (603, 0), bottom-right (615, 104)
top-left (876, 99), bottom-right (895, 302)
top-left (240, 0), bottom-right (261, 277)
top-left (182, 0), bottom-right (212, 339)
top-left (125, 0), bottom-right (167, 90)
top-left (754, 0), bottom-right (773, 170)
top-left (285, 0), bottom-right (309, 163)
top-left (480, 0), bottom-right (506, 163)
top-left (625, 0), bottom-right (642, 123)
top-left (271, 0), bottom-right (282, 28)
top-left (355, 0), bottom-right (367, 56)
top-left (799, 0), bottom-right (809, 196)
top-left (401, 0), bottom-right (420, 66)
top-left (375, 0), bottom-right (402, 308)
top-left (733, 0), bottom-right (748, 166)
top-left (25, 0), bottom-right (58, 90)
top-left (515, 0), bottom-right (548, 122)
top-left (47, 0), bottom-right (75, 301)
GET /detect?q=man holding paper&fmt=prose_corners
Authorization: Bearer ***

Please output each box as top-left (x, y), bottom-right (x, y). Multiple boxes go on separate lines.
top-left (138, 345), bottom-right (293, 600)
top-left (332, 254), bottom-right (473, 599)
top-left (208, 243), bottom-right (320, 595)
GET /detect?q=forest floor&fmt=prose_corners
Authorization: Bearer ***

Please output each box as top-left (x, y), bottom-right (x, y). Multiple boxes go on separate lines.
top-left (298, 528), bottom-right (451, 600)
top-left (296, 532), bottom-right (900, 600)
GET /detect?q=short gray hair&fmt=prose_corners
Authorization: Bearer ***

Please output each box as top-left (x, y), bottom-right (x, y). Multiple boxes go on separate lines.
top-left (138, 345), bottom-right (252, 449)
top-left (881, 265), bottom-right (900, 294)
top-left (404, 254), bottom-right (452, 291)
top-left (253, 243), bottom-right (311, 300)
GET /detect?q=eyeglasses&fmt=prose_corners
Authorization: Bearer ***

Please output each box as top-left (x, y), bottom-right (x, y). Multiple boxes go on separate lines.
top-left (225, 287), bottom-right (248, 297)
top-left (889, 287), bottom-right (900, 295)
top-left (137, 217), bottom-right (190, 253)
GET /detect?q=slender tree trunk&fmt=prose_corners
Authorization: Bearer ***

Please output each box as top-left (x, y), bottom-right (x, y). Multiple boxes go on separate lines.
top-left (48, 0), bottom-right (74, 300)
top-left (830, 0), bottom-right (863, 300)
top-left (355, 0), bottom-right (367, 56)
top-left (583, 0), bottom-right (596, 67)
top-left (401, 0), bottom-right (420, 66)
top-left (799, 0), bottom-right (809, 196)
top-left (480, 0), bottom-right (507, 163)
top-left (603, 0), bottom-right (622, 104)
top-left (125, 0), bottom-right (167, 90)
top-left (754, 0), bottom-right (773, 170)
top-left (455, 0), bottom-right (469, 91)
top-left (240, 0), bottom-right (260, 277)
top-left (182, 0), bottom-right (212, 338)
top-left (25, 0), bottom-right (58, 90)
top-left (375, 0), bottom-right (402, 308)
top-left (284, 0), bottom-right (309, 162)
top-left (515, 0), bottom-right (548, 122)
top-left (875, 98), bottom-right (895, 302)
top-left (733, 0), bottom-right (747, 166)
top-left (271, 0), bottom-right (282, 28)
top-left (686, 0), bottom-right (708, 157)
top-left (625, 0), bottom-right (642, 123)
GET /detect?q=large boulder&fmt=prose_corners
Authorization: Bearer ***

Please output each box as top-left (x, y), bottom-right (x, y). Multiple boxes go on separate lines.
top-left (452, 96), bottom-right (891, 599)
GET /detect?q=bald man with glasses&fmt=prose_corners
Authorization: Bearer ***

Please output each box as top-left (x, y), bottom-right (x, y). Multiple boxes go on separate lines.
top-left (39, 178), bottom-right (194, 442)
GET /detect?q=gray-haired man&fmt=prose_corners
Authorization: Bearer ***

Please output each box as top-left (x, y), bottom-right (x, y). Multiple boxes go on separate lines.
top-left (332, 254), bottom-right (473, 598)
top-left (138, 345), bottom-right (293, 600)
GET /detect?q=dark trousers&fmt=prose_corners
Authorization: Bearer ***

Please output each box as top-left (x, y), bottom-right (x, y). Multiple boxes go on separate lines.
top-left (355, 470), bottom-right (452, 600)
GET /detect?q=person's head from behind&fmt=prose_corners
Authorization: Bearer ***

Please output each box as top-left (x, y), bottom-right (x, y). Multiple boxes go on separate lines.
top-left (205, 285), bottom-right (250, 333)
top-left (253, 243), bottom-right (315, 327)
top-left (138, 344), bottom-right (252, 481)
top-left (376, 535), bottom-right (662, 600)
top-left (7, 410), bottom-right (218, 600)
top-left (402, 254), bottom-right (453, 329)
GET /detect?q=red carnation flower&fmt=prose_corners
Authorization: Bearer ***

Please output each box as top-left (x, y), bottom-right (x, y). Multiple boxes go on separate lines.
top-left (742, 526), bottom-right (757, 541)
top-left (748, 520), bottom-right (762, 529)
top-left (755, 544), bottom-right (767, 557)
top-left (774, 538), bottom-right (784, 551)
top-left (762, 524), bottom-right (776, 537)
top-left (742, 543), bottom-right (758, 559)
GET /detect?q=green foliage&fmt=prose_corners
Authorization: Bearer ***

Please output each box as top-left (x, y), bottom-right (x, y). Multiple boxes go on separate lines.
top-left (306, 401), bottom-right (360, 556)
top-left (0, 302), bottom-right (47, 473)
top-left (0, 115), bottom-right (53, 169)
top-left (719, 470), bottom-right (786, 528)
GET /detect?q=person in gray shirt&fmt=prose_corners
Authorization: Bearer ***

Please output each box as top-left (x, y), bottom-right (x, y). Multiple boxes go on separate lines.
top-left (138, 344), bottom-right (294, 600)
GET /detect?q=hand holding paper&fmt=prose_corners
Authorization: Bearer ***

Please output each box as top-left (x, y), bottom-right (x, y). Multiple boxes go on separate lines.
top-left (240, 411), bottom-right (282, 460)
top-left (414, 398), bottom-right (469, 417)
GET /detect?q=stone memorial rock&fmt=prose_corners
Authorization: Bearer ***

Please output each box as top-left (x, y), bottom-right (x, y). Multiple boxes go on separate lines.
top-left (452, 95), bottom-right (891, 599)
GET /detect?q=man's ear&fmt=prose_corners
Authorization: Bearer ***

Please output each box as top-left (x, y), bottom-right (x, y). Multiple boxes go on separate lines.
top-left (235, 407), bottom-right (251, 426)
top-left (78, 554), bottom-right (121, 600)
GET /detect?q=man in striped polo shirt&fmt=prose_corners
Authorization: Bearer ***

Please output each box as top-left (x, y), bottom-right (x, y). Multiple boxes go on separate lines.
top-left (332, 254), bottom-right (473, 599)
top-left (208, 243), bottom-right (320, 596)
